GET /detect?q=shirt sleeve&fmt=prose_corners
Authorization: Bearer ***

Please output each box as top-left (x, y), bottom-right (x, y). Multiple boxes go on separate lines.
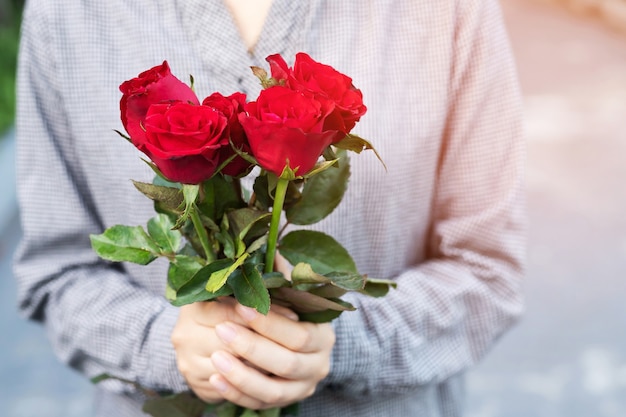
top-left (13, 2), bottom-right (187, 395)
top-left (324, 0), bottom-right (526, 395)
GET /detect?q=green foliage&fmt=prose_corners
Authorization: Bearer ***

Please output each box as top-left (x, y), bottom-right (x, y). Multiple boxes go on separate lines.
top-left (278, 230), bottom-right (358, 275)
top-left (228, 261), bottom-right (270, 314)
top-left (133, 180), bottom-right (184, 215)
top-left (170, 259), bottom-right (234, 306)
top-left (142, 393), bottom-right (209, 417)
top-left (148, 213), bottom-right (181, 253)
top-left (90, 225), bottom-right (160, 265)
top-left (286, 151), bottom-right (350, 225)
top-left (0, 2), bottom-right (22, 135)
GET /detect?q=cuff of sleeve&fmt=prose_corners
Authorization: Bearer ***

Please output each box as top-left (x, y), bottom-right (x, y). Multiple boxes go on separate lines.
top-left (138, 303), bottom-right (189, 393)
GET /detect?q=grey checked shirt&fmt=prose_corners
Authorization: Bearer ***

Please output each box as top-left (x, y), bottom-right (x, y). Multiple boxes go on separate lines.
top-left (14, 0), bottom-right (526, 416)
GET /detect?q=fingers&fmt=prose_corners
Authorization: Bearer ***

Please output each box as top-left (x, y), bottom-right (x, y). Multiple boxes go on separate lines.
top-left (274, 251), bottom-right (293, 281)
top-left (209, 351), bottom-right (316, 410)
top-left (236, 303), bottom-right (335, 354)
top-left (209, 309), bottom-right (335, 409)
top-left (172, 299), bottom-right (245, 403)
top-left (214, 322), bottom-right (329, 380)
top-left (178, 356), bottom-right (224, 403)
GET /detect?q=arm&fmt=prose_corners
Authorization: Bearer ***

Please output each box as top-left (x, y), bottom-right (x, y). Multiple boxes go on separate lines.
top-left (13, 2), bottom-right (186, 394)
top-left (324, 0), bottom-right (526, 395)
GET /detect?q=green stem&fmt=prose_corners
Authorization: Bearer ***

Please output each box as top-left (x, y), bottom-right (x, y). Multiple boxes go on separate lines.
top-left (190, 206), bottom-right (214, 262)
top-left (265, 177), bottom-right (289, 274)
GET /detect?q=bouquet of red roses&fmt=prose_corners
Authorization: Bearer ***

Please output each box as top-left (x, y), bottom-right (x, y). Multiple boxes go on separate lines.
top-left (90, 53), bottom-right (393, 417)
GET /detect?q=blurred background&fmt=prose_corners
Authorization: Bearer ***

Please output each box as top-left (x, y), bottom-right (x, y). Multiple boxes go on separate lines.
top-left (0, 0), bottom-right (624, 416)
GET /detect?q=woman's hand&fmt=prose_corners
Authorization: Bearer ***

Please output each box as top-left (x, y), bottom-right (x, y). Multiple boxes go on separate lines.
top-left (209, 303), bottom-right (335, 410)
top-left (171, 297), bottom-right (245, 403)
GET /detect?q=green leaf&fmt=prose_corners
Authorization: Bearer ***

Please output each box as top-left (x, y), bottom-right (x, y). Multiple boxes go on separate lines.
top-left (308, 284), bottom-right (347, 299)
top-left (301, 158), bottom-right (340, 179)
top-left (360, 278), bottom-right (398, 298)
top-left (212, 401), bottom-right (239, 417)
top-left (280, 402), bottom-right (299, 416)
top-left (165, 282), bottom-right (177, 302)
top-left (291, 264), bottom-right (365, 292)
top-left (279, 230), bottom-right (357, 275)
top-left (114, 129), bottom-right (132, 143)
top-left (142, 392), bottom-right (208, 417)
top-left (90, 225), bottom-right (159, 265)
top-left (206, 253), bottom-right (249, 293)
top-left (198, 175), bottom-right (245, 221)
top-left (333, 134), bottom-right (386, 171)
top-left (142, 158), bottom-right (172, 183)
top-left (90, 373), bottom-right (159, 397)
top-left (172, 184), bottom-right (200, 229)
top-left (286, 152), bottom-right (349, 225)
top-left (297, 309), bottom-right (344, 323)
top-left (259, 408), bottom-right (281, 417)
top-left (215, 215), bottom-right (236, 259)
top-left (172, 259), bottom-right (234, 307)
top-left (148, 214), bottom-right (181, 253)
top-left (90, 373), bottom-right (113, 384)
top-left (246, 235), bottom-right (267, 255)
top-left (252, 174), bottom-right (272, 211)
top-left (239, 408), bottom-right (260, 417)
top-left (290, 263), bottom-right (329, 285)
top-left (322, 271), bottom-right (366, 291)
top-left (228, 208), bottom-right (271, 244)
top-left (228, 262), bottom-right (270, 315)
top-left (271, 287), bottom-right (355, 313)
top-left (262, 272), bottom-right (290, 289)
top-left (168, 255), bottom-right (205, 291)
top-left (133, 180), bottom-right (183, 212)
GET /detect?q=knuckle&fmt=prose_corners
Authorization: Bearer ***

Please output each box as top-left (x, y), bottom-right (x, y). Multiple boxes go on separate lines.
top-left (250, 315), bottom-right (270, 334)
top-left (280, 356), bottom-right (300, 378)
top-left (170, 329), bottom-right (185, 347)
top-left (176, 360), bottom-right (190, 377)
top-left (237, 337), bottom-right (257, 359)
top-left (291, 328), bottom-right (313, 351)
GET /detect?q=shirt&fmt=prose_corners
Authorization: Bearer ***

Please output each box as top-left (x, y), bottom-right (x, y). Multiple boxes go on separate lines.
top-left (13, 0), bottom-right (526, 416)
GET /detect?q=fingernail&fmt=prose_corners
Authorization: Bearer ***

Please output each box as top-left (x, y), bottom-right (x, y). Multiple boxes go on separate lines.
top-left (215, 323), bottom-right (237, 344)
top-left (211, 351), bottom-right (233, 373)
top-left (210, 375), bottom-right (228, 392)
top-left (237, 304), bottom-right (258, 321)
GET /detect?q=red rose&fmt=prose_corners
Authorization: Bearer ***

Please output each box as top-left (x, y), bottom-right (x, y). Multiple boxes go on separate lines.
top-left (119, 61), bottom-right (199, 148)
top-left (266, 53), bottom-right (367, 141)
top-left (239, 86), bottom-right (336, 176)
top-left (141, 102), bottom-right (229, 184)
top-left (202, 92), bottom-right (252, 177)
